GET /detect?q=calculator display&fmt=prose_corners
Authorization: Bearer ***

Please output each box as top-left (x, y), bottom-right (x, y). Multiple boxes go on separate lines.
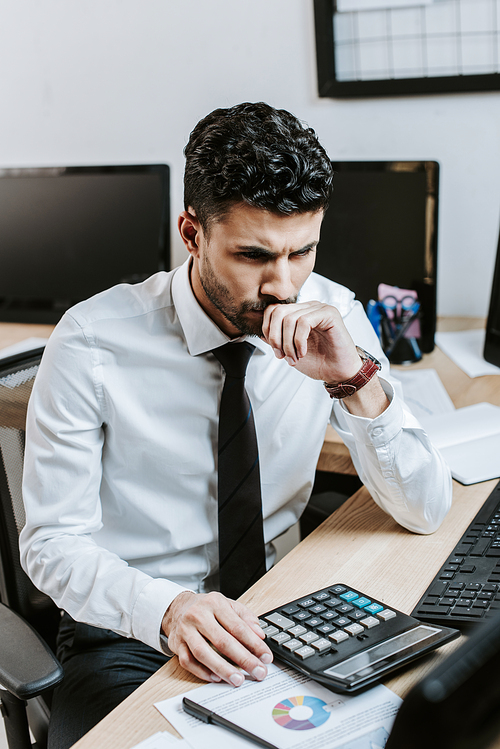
top-left (324, 625), bottom-right (441, 680)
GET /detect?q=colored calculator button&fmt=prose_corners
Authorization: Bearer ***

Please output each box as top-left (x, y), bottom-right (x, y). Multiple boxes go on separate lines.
top-left (352, 597), bottom-right (371, 608)
top-left (365, 603), bottom-right (384, 615)
top-left (340, 590), bottom-right (359, 602)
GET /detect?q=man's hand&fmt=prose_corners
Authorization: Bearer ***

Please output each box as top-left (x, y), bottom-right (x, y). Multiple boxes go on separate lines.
top-left (262, 301), bottom-right (389, 418)
top-left (161, 590), bottom-right (273, 686)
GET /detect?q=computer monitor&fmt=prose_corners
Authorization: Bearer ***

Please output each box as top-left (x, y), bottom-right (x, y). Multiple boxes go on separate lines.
top-left (386, 610), bottom-right (500, 749)
top-left (0, 164), bottom-right (170, 323)
top-left (314, 161), bottom-right (439, 353)
top-left (484, 224), bottom-right (500, 368)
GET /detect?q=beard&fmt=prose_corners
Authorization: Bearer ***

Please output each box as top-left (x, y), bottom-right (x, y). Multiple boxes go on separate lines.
top-left (199, 254), bottom-right (297, 336)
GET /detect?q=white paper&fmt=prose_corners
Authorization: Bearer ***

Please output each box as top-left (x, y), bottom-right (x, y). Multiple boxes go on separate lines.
top-left (0, 337), bottom-right (49, 360)
top-left (392, 368), bottom-right (455, 420)
top-left (155, 663), bottom-right (401, 749)
top-left (337, 0), bottom-right (433, 11)
top-left (420, 402), bottom-right (500, 485)
top-left (435, 330), bottom-right (500, 378)
top-left (130, 731), bottom-right (187, 749)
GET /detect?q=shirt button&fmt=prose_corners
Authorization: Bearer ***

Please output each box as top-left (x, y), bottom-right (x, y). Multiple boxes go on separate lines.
top-left (372, 428), bottom-right (382, 437)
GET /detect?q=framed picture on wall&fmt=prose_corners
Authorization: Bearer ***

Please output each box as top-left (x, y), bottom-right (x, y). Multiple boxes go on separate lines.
top-left (314, 0), bottom-right (500, 97)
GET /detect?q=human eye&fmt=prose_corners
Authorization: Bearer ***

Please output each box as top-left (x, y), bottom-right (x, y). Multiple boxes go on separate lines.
top-left (292, 247), bottom-right (315, 258)
top-left (237, 249), bottom-right (271, 261)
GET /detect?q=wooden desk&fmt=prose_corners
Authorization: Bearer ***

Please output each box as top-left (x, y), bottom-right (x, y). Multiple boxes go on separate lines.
top-left (62, 317), bottom-right (500, 749)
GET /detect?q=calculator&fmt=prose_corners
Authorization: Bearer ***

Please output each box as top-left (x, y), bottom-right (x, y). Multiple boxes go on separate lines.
top-left (259, 583), bottom-right (459, 693)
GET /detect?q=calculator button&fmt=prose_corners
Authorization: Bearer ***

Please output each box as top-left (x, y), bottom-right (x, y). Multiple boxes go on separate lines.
top-left (299, 631), bottom-right (319, 644)
top-left (307, 618), bottom-right (323, 628)
top-left (271, 632), bottom-right (291, 644)
top-left (329, 585), bottom-right (346, 595)
top-left (309, 604), bottom-right (327, 615)
top-left (336, 604), bottom-right (354, 614)
top-left (334, 617), bottom-right (350, 628)
top-left (293, 611), bottom-right (311, 622)
top-left (360, 616), bottom-right (380, 629)
top-left (264, 613), bottom-right (295, 630)
top-left (317, 623), bottom-right (336, 634)
top-left (352, 597), bottom-right (371, 609)
top-left (258, 619), bottom-right (267, 628)
top-left (297, 598), bottom-right (316, 608)
top-left (377, 609), bottom-right (396, 621)
top-left (288, 625), bottom-right (308, 637)
top-left (324, 597), bottom-right (342, 608)
top-left (295, 645), bottom-right (315, 660)
top-left (282, 605), bottom-right (299, 615)
top-left (283, 639), bottom-right (302, 652)
top-left (313, 592), bottom-right (331, 602)
top-left (348, 610), bottom-right (366, 621)
top-left (262, 626), bottom-right (280, 637)
top-left (345, 623), bottom-right (364, 636)
top-left (312, 638), bottom-right (331, 652)
top-left (329, 630), bottom-right (349, 644)
top-left (340, 590), bottom-right (359, 602)
top-left (364, 603), bottom-right (384, 615)
top-left (321, 611), bottom-right (337, 621)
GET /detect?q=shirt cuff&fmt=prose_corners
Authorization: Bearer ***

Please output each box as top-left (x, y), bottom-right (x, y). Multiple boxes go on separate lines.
top-left (336, 377), bottom-right (404, 447)
top-left (131, 577), bottom-right (190, 652)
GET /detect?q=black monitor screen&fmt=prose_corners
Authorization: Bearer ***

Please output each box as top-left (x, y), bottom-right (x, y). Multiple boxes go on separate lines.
top-left (484, 224), bottom-right (500, 368)
top-left (0, 165), bottom-right (170, 323)
top-left (315, 161), bottom-right (439, 353)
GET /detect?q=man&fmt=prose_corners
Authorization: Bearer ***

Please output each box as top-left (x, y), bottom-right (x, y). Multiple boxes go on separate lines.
top-left (20, 102), bottom-right (452, 747)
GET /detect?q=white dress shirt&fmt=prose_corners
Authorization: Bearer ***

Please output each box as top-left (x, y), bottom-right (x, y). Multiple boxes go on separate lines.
top-left (20, 260), bottom-right (452, 653)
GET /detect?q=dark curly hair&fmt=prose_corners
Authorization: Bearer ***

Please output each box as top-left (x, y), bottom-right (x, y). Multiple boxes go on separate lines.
top-left (183, 102), bottom-right (334, 234)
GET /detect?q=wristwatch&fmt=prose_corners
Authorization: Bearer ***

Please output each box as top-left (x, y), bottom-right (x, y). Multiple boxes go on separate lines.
top-left (324, 346), bottom-right (381, 399)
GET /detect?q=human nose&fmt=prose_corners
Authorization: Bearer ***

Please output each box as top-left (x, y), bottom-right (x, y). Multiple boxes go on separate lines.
top-left (260, 259), bottom-right (294, 301)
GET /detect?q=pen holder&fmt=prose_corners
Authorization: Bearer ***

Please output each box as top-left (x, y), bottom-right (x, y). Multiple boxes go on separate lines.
top-left (368, 299), bottom-right (422, 365)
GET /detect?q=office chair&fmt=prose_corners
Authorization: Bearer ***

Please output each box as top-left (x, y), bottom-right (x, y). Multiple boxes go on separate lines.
top-left (0, 348), bottom-right (63, 749)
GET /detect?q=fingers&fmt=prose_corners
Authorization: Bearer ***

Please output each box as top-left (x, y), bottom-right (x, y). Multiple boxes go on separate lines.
top-left (262, 301), bottom-right (329, 364)
top-left (162, 591), bottom-right (273, 687)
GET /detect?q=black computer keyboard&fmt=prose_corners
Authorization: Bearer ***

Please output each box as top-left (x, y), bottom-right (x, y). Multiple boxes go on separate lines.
top-left (260, 583), bottom-right (457, 693)
top-left (412, 479), bottom-right (500, 626)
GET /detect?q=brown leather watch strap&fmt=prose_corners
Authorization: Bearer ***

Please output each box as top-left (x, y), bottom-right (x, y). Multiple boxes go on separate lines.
top-left (324, 347), bottom-right (381, 399)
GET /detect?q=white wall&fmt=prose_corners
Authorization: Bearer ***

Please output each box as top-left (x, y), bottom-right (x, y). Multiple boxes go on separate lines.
top-left (1, 0), bottom-right (499, 316)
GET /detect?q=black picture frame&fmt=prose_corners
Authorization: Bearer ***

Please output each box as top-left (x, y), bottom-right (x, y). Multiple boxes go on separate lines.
top-left (314, 0), bottom-right (500, 98)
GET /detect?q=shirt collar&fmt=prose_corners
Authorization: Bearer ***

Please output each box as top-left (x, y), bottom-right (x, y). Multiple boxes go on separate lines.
top-left (171, 259), bottom-right (269, 357)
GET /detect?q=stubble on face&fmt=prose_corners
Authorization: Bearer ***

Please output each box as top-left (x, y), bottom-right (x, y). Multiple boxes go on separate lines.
top-left (199, 251), bottom-right (297, 337)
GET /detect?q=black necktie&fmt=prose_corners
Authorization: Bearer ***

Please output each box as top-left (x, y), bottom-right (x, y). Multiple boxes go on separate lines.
top-left (212, 342), bottom-right (266, 599)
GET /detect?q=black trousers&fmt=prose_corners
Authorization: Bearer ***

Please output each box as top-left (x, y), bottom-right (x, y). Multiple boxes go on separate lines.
top-left (48, 614), bottom-right (170, 749)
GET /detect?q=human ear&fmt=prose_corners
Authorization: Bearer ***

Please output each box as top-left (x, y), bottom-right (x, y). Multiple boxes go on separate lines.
top-left (178, 209), bottom-right (202, 257)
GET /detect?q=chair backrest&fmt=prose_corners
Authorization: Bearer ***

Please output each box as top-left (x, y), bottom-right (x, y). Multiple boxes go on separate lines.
top-left (0, 348), bottom-right (60, 651)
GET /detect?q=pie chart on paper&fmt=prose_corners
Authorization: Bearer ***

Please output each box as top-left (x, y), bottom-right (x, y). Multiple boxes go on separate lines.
top-left (272, 695), bottom-right (330, 730)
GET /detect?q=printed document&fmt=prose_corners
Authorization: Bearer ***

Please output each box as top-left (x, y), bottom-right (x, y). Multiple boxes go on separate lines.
top-left (155, 663), bottom-right (401, 749)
